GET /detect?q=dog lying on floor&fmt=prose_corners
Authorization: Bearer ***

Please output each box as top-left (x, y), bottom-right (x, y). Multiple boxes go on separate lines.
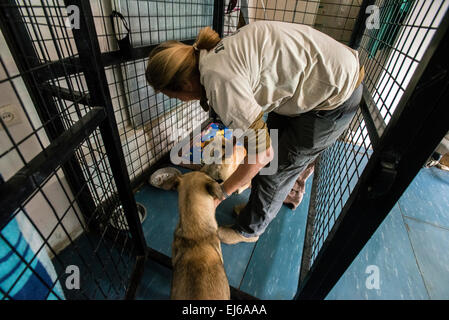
top-left (167, 171), bottom-right (230, 300)
top-left (201, 136), bottom-right (250, 194)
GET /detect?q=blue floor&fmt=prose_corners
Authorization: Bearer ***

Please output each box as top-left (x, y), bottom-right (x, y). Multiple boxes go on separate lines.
top-left (134, 166), bottom-right (311, 300)
top-left (54, 232), bottom-right (134, 300)
top-left (134, 166), bottom-right (449, 300)
top-left (327, 167), bottom-right (449, 300)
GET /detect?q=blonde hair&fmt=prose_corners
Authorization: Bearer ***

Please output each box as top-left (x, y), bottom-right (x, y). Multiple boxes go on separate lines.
top-left (146, 27), bottom-right (221, 92)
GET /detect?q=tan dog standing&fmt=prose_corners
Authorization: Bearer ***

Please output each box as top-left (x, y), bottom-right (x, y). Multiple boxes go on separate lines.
top-left (168, 171), bottom-right (230, 300)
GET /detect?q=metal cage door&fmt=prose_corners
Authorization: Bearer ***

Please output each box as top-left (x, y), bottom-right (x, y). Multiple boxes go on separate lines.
top-left (296, 0), bottom-right (449, 300)
top-left (0, 0), bottom-right (146, 299)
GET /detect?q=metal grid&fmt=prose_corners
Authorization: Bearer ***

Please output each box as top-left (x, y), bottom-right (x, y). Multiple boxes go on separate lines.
top-left (0, 1), bottom-right (139, 300)
top-left (94, 0), bottom-right (215, 48)
top-left (360, 0), bottom-right (449, 132)
top-left (310, 110), bottom-right (372, 262)
top-left (223, 0), bottom-right (362, 44)
top-left (91, 0), bottom-right (211, 183)
top-left (15, 0), bottom-right (78, 62)
top-left (104, 59), bottom-right (208, 183)
top-left (308, 0), bottom-right (449, 266)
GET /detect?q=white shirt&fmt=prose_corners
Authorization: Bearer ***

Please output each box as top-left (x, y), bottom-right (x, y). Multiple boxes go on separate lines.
top-left (199, 21), bottom-right (360, 134)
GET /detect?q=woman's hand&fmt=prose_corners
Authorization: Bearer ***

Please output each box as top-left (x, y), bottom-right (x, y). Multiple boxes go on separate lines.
top-left (214, 198), bottom-right (222, 209)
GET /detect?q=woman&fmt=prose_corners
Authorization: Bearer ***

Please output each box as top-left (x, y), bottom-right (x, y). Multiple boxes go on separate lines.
top-left (146, 21), bottom-right (364, 245)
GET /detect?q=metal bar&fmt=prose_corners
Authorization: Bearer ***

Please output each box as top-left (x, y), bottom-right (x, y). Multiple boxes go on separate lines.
top-left (0, 0), bottom-right (98, 230)
top-left (40, 84), bottom-right (91, 105)
top-left (35, 58), bottom-right (82, 84)
top-left (359, 95), bottom-right (381, 149)
top-left (102, 39), bottom-right (195, 66)
top-left (37, 40), bottom-right (196, 82)
top-left (213, 0), bottom-right (225, 38)
top-left (65, 0), bottom-right (147, 257)
top-left (124, 254), bottom-right (147, 300)
top-left (211, 0), bottom-right (224, 121)
top-left (298, 157), bottom-right (321, 284)
top-left (0, 108), bottom-right (106, 231)
top-left (362, 85), bottom-right (387, 138)
top-left (349, 0), bottom-right (376, 50)
top-left (0, 1), bottom-right (40, 69)
top-left (145, 247), bottom-right (259, 300)
top-left (296, 15), bottom-right (449, 300)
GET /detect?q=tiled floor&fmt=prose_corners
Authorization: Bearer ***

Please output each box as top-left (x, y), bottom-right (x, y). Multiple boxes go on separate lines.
top-left (134, 165), bottom-right (449, 300)
top-left (327, 167), bottom-right (449, 300)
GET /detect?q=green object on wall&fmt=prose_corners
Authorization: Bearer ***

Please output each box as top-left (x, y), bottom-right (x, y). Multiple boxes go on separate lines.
top-left (367, 0), bottom-right (413, 58)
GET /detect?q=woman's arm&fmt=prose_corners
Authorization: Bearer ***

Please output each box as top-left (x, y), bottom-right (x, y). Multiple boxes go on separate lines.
top-left (224, 112), bottom-right (274, 196)
top-left (213, 111), bottom-right (273, 206)
top-left (219, 143), bottom-right (274, 201)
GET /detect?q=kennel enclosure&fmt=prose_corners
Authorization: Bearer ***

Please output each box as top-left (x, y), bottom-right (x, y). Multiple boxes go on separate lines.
top-left (1, 0), bottom-right (448, 300)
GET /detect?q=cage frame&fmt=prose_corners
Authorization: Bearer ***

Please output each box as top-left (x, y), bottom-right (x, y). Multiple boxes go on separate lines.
top-left (1, 0), bottom-right (448, 300)
top-left (297, 0), bottom-right (449, 299)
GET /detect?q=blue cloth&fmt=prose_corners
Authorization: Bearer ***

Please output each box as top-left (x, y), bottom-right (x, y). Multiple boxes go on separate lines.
top-left (0, 216), bottom-right (65, 300)
top-left (182, 122), bottom-right (242, 163)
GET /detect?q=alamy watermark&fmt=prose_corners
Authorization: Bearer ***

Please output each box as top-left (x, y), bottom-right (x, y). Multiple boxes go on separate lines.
top-left (65, 5), bottom-right (80, 30)
top-left (65, 265), bottom-right (80, 290)
top-left (365, 265), bottom-right (380, 290)
top-left (366, 5), bottom-right (381, 30)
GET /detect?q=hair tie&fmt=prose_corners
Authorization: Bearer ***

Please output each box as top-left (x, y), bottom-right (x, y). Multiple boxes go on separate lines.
top-left (192, 43), bottom-right (199, 52)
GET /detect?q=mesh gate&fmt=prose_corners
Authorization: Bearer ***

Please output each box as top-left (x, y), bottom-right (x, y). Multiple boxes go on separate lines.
top-left (0, 0), bottom-right (216, 300)
top-left (0, 0), bottom-right (147, 299)
top-left (308, 0), bottom-right (449, 268)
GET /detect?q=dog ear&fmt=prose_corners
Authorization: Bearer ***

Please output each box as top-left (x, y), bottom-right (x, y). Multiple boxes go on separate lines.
top-left (161, 175), bottom-right (181, 191)
top-left (206, 181), bottom-right (224, 200)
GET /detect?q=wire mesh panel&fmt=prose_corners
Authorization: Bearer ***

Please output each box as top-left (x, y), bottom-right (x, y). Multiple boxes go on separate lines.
top-left (90, 0), bottom-right (211, 183)
top-left (15, 0), bottom-right (79, 62)
top-left (308, 0), bottom-right (449, 268)
top-left (310, 110), bottom-right (372, 262)
top-left (360, 0), bottom-right (449, 133)
top-left (104, 59), bottom-right (208, 182)
top-left (223, 0), bottom-right (362, 43)
top-left (0, 0), bottom-right (141, 300)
